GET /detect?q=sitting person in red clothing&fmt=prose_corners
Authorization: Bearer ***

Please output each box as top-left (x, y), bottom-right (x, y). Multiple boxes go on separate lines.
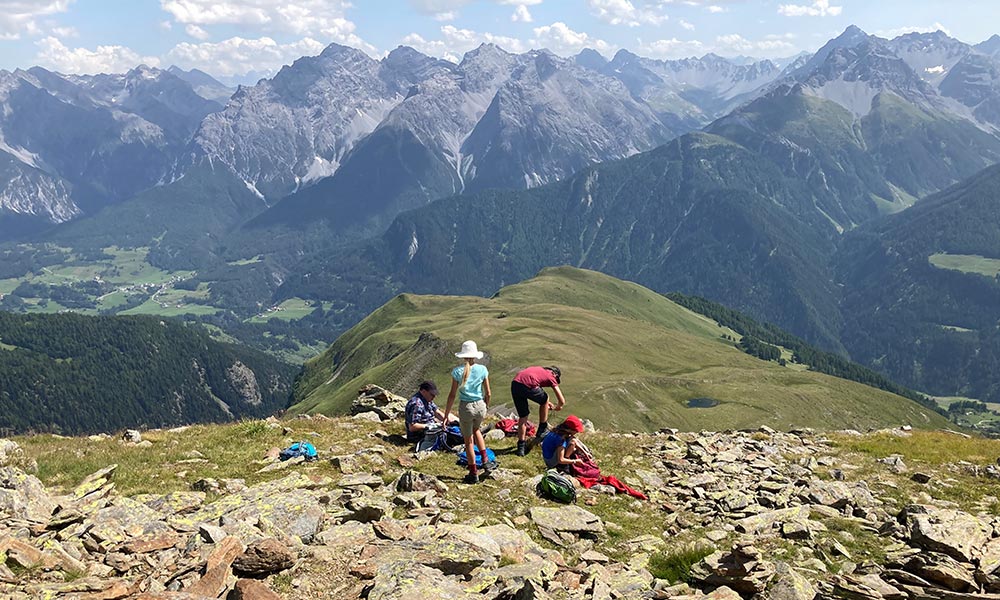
top-left (540, 415), bottom-right (585, 471)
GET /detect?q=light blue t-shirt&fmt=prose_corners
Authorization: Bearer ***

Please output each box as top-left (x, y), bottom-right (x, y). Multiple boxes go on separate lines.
top-left (452, 363), bottom-right (489, 402)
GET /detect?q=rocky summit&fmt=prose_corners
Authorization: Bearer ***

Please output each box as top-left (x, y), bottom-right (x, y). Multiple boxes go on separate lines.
top-left (2, 390), bottom-right (1000, 599)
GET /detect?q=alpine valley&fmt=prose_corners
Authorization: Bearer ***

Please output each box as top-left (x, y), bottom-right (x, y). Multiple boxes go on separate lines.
top-left (2, 25), bottom-right (1000, 433)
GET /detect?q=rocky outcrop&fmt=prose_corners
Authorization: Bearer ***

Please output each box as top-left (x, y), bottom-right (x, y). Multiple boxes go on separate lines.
top-left (6, 415), bottom-right (1000, 600)
top-left (351, 384), bottom-right (408, 421)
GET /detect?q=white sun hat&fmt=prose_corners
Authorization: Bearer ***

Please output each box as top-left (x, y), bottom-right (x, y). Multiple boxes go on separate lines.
top-left (455, 340), bottom-right (484, 359)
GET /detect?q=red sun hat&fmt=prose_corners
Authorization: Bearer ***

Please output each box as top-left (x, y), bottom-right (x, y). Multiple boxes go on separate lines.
top-left (563, 415), bottom-right (584, 434)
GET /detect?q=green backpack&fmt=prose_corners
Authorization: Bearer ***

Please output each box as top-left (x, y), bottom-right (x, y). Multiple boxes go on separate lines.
top-left (538, 469), bottom-right (577, 504)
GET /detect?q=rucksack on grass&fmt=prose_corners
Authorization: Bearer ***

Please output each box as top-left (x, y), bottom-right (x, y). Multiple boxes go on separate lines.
top-left (537, 469), bottom-right (577, 504)
top-left (279, 441), bottom-right (318, 462)
top-left (456, 448), bottom-right (497, 467)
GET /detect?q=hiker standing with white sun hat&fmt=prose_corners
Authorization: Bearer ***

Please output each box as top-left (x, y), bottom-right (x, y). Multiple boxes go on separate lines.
top-left (443, 340), bottom-right (493, 484)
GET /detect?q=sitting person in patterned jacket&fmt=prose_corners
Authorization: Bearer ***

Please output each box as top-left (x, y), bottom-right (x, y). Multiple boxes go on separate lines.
top-left (405, 380), bottom-right (458, 452)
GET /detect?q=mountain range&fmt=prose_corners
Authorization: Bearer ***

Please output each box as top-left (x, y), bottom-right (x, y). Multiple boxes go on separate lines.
top-left (0, 41), bottom-right (798, 237)
top-left (1, 25), bottom-right (1000, 414)
top-left (0, 65), bottom-right (227, 236)
top-left (264, 26), bottom-right (1000, 403)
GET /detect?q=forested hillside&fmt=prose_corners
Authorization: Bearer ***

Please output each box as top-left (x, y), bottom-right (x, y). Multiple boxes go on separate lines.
top-left (0, 313), bottom-right (295, 434)
top-left (836, 164), bottom-right (1000, 402)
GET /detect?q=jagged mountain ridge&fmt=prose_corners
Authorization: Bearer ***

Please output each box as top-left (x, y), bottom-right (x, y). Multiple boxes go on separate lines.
top-left (0, 65), bottom-right (225, 231)
top-left (598, 49), bottom-right (784, 126)
top-left (166, 66), bottom-right (236, 104)
top-left (194, 43), bottom-right (685, 216)
top-left (11, 26), bottom-right (1000, 237)
top-left (259, 26), bottom-right (1000, 406)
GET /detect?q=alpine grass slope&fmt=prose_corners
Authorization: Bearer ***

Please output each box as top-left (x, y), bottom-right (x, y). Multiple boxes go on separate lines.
top-left (290, 267), bottom-right (947, 433)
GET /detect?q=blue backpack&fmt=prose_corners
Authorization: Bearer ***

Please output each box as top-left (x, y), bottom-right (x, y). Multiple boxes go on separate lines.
top-left (446, 424), bottom-right (464, 446)
top-left (279, 441), bottom-right (318, 462)
top-left (456, 448), bottom-right (497, 467)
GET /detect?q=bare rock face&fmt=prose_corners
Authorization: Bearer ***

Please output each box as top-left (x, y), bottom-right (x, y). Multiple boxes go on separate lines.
top-left (11, 415), bottom-right (1000, 600)
top-left (395, 470), bottom-right (448, 494)
top-left (903, 504), bottom-right (992, 562)
top-left (764, 562), bottom-right (816, 600)
top-left (227, 361), bottom-right (262, 407)
top-left (0, 466), bottom-right (56, 522)
top-left (366, 561), bottom-right (471, 599)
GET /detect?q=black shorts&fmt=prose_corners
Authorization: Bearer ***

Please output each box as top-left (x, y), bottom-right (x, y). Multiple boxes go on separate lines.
top-left (511, 380), bottom-right (548, 418)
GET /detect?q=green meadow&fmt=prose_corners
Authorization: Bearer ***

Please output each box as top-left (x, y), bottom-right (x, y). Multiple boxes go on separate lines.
top-left (290, 267), bottom-right (948, 433)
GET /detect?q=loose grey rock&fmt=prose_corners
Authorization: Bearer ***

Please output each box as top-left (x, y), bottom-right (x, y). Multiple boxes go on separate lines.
top-left (232, 538), bottom-right (296, 576)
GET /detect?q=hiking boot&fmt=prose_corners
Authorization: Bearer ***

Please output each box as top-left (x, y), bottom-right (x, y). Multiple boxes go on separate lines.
top-left (463, 472), bottom-right (480, 485)
top-left (482, 460), bottom-right (498, 476)
top-left (516, 441), bottom-right (528, 456)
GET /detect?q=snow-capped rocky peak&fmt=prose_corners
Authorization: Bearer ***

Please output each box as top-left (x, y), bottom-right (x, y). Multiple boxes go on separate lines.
top-left (787, 32), bottom-right (939, 116)
top-left (792, 25), bottom-right (874, 78)
top-left (887, 31), bottom-right (972, 87)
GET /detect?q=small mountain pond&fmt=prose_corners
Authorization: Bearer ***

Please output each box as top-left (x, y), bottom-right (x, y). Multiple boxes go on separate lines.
top-left (687, 397), bottom-right (721, 409)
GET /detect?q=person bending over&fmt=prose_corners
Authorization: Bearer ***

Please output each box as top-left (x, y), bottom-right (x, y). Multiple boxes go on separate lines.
top-left (511, 365), bottom-right (566, 456)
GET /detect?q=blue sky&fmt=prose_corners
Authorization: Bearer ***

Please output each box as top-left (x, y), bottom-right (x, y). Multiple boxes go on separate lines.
top-left (2, 1), bottom-right (997, 82)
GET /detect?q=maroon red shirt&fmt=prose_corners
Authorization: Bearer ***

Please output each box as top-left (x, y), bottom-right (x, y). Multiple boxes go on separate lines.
top-left (513, 366), bottom-right (558, 388)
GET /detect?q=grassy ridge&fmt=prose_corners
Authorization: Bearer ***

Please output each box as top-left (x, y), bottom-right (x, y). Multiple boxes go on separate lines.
top-left (290, 267), bottom-right (949, 432)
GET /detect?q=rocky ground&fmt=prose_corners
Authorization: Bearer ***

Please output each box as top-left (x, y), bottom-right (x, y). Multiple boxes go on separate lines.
top-left (2, 386), bottom-right (1000, 599)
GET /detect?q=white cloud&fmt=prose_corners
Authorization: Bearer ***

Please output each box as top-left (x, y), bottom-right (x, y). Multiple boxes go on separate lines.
top-left (498, 0), bottom-right (541, 22)
top-left (402, 25), bottom-right (529, 62)
top-left (185, 24), bottom-right (210, 40)
top-left (160, 0), bottom-right (374, 52)
top-left (877, 22), bottom-right (951, 39)
top-left (166, 36), bottom-right (326, 78)
top-left (707, 5), bottom-right (725, 13)
top-left (401, 21), bottom-right (613, 62)
top-left (511, 4), bottom-right (533, 22)
top-left (433, 11), bottom-right (457, 21)
top-left (159, 20), bottom-right (173, 30)
top-left (679, 19), bottom-right (695, 31)
top-left (49, 25), bottom-right (77, 37)
top-left (35, 36), bottom-right (160, 74)
top-left (639, 38), bottom-right (706, 59)
top-left (408, 0), bottom-right (469, 14)
top-left (532, 21), bottom-right (615, 55)
top-left (778, 0), bottom-right (842, 17)
top-left (587, 0), bottom-right (668, 26)
top-left (715, 33), bottom-right (795, 55)
top-left (0, 0), bottom-right (74, 39)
